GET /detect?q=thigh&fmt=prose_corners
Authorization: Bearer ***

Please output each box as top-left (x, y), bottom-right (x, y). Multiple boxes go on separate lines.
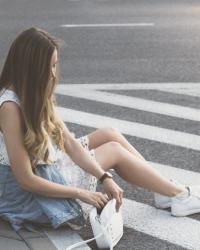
top-left (93, 141), bottom-right (122, 172)
top-left (86, 127), bottom-right (114, 150)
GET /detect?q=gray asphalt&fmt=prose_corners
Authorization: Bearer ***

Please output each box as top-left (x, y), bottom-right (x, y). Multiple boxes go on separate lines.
top-left (0, 1), bottom-right (200, 250)
top-left (1, 0), bottom-right (200, 83)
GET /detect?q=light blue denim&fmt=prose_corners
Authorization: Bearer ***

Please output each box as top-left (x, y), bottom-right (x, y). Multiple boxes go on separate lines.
top-left (0, 162), bottom-right (86, 235)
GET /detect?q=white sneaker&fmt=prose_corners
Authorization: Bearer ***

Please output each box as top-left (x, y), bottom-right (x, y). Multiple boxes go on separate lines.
top-left (171, 185), bottom-right (200, 216)
top-left (154, 179), bottom-right (186, 209)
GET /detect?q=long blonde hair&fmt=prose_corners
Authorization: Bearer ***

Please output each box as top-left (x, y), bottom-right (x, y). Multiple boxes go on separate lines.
top-left (0, 27), bottom-right (67, 169)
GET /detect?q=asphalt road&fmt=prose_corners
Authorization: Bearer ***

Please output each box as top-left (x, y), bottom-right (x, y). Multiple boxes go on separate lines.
top-left (1, 0), bottom-right (200, 83)
top-left (0, 1), bottom-right (200, 250)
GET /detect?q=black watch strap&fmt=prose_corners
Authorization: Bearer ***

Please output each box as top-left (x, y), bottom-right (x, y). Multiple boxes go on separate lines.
top-left (99, 172), bottom-right (112, 184)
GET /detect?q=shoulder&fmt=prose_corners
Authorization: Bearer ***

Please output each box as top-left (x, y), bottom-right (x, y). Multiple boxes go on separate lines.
top-left (0, 89), bottom-right (20, 107)
top-left (0, 88), bottom-right (22, 126)
top-left (0, 100), bottom-right (21, 114)
top-left (0, 100), bottom-right (24, 134)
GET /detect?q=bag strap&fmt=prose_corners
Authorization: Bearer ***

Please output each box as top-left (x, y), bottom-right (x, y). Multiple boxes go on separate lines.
top-left (66, 230), bottom-right (104, 250)
top-left (65, 217), bottom-right (113, 250)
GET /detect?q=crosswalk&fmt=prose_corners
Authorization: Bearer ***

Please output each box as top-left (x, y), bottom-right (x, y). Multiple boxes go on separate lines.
top-left (54, 83), bottom-right (200, 250)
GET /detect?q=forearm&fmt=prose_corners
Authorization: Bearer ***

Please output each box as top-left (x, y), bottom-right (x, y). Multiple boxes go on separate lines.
top-left (64, 137), bottom-right (105, 179)
top-left (20, 173), bottom-right (83, 199)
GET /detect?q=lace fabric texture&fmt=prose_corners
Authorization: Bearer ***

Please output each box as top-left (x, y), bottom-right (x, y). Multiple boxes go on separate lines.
top-left (56, 135), bottom-right (98, 219)
top-left (0, 88), bottom-right (98, 219)
top-left (0, 89), bottom-right (21, 165)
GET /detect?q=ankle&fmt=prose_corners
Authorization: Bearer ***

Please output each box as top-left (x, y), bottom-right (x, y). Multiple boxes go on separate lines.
top-left (169, 187), bottom-right (188, 197)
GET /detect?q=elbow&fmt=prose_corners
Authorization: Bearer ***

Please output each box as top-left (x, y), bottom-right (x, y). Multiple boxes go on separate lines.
top-left (64, 136), bottom-right (76, 155)
top-left (19, 183), bottom-right (31, 192)
top-left (18, 175), bottom-right (34, 192)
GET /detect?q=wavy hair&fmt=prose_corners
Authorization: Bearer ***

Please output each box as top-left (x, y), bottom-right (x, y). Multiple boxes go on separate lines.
top-left (0, 27), bottom-right (67, 170)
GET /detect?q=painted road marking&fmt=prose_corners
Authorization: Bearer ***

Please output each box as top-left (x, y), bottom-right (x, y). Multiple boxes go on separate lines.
top-left (56, 107), bottom-right (200, 151)
top-left (60, 23), bottom-right (155, 28)
top-left (57, 82), bottom-right (200, 91)
top-left (150, 161), bottom-right (200, 185)
top-left (122, 198), bottom-right (200, 250)
top-left (55, 88), bottom-right (200, 122)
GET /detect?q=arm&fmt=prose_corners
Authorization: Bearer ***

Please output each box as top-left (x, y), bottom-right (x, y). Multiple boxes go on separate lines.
top-left (0, 102), bottom-right (82, 199)
top-left (61, 123), bottom-right (105, 179)
top-left (59, 116), bottom-right (124, 210)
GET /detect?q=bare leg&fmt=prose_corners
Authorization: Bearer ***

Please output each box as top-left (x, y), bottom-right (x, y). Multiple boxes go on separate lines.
top-left (87, 127), bottom-right (145, 161)
top-left (92, 140), bottom-right (187, 197)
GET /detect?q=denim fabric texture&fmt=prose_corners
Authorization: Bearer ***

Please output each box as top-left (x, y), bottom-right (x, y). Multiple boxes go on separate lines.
top-left (0, 162), bottom-right (87, 234)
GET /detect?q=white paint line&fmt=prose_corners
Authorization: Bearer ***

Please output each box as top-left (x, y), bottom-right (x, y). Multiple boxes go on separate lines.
top-left (60, 23), bottom-right (155, 28)
top-left (150, 161), bottom-right (200, 186)
top-left (56, 107), bottom-right (200, 151)
top-left (44, 227), bottom-right (91, 250)
top-left (122, 198), bottom-right (200, 250)
top-left (159, 89), bottom-right (200, 98)
top-left (55, 88), bottom-right (200, 122)
top-left (57, 83), bottom-right (200, 91)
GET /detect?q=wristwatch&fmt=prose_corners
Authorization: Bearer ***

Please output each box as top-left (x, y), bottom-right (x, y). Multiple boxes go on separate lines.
top-left (98, 171), bottom-right (113, 184)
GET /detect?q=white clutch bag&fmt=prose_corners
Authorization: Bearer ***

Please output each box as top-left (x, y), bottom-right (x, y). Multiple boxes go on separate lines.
top-left (66, 198), bottom-right (123, 250)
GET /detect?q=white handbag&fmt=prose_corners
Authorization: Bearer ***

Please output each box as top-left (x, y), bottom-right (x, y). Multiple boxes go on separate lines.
top-left (66, 198), bottom-right (123, 250)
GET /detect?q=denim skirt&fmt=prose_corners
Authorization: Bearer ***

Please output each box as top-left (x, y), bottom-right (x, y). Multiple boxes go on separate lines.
top-left (0, 162), bottom-right (87, 234)
top-left (0, 134), bottom-right (98, 235)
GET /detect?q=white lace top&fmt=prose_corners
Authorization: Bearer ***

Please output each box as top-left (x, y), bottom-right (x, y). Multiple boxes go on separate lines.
top-left (0, 88), bottom-right (61, 165)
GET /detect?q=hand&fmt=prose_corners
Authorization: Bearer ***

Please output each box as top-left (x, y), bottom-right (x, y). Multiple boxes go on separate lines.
top-left (77, 189), bottom-right (110, 209)
top-left (102, 178), bottom-right (123, 212)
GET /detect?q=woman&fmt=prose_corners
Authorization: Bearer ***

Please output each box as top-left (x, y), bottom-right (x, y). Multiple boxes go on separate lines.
top-left (0, 27), bottom-right (199, 234)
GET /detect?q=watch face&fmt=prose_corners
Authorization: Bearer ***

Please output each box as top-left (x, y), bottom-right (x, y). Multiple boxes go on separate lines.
top-left (107, 172), bottom-right (113, 178)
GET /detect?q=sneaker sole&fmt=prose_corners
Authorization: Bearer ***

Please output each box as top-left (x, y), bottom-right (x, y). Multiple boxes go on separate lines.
top-left (171, 208), bottom-right (200, 217)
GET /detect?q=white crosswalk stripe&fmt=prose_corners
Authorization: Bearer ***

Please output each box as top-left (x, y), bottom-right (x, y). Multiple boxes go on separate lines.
top-left (122, 198), bottom-right (200, 250)
top-left (150, 161), bottom-right (200, 186)
top-left (56, 82), bottom-right (200, 93)
top-left (55, 83), bottom-right (200, 250)
top-left (56, 107), bottom-right (200, 150)
top-left (55, 88), bottom-right (200, 122)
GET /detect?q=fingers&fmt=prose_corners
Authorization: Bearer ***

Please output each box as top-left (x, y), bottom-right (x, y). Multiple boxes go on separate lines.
top-left (115, 194), bottom-right (121, 212)
top-left (104, 193), bottom-right (110, 201)
top-left (94, 192), bottom-right (109, 209)
top-left (113, 189), bottom-right (123, 212)
top-left (101, 193), bottom-right (110, 204)
top-left (93, 189), bottom-right (123, 212)
top-left (107, 193), bottom-right (113, 200)
top-left (119, 188), bottom-right (123, 203)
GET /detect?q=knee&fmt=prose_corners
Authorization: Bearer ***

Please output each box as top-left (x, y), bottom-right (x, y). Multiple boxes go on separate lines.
top-left (106, 141), bottom-right (124, 162)
top-left (99, 127), bottom-right (121, 139)
top-left (107, 141), bottom-right (123, 153)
